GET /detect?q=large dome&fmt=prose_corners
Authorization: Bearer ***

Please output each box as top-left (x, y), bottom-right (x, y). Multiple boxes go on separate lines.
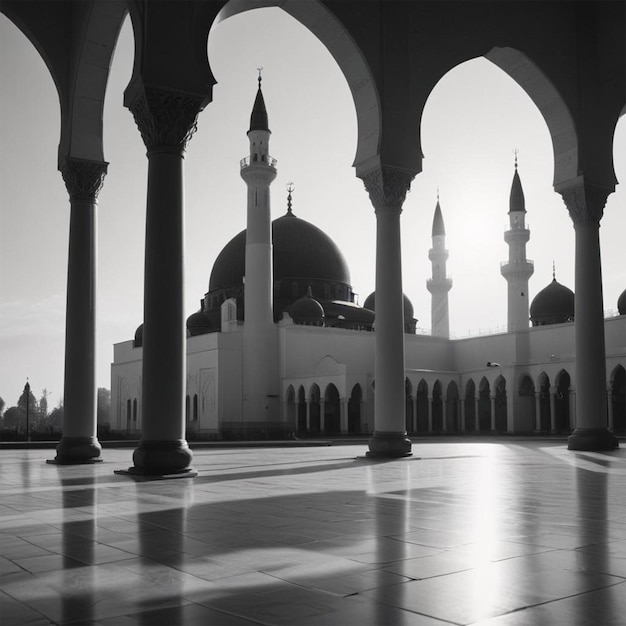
top-left (209, 210), bottom-right (351, 293)
top-left (530, 278), bottom-right (575, 326)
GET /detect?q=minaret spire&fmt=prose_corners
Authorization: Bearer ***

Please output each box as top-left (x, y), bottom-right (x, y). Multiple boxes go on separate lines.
top-left (427, 191), bottom-right (452, 338)
top-left (240, 73), bottom-right (280, 429)
top-left (501, 152), bottom-right (534, 331)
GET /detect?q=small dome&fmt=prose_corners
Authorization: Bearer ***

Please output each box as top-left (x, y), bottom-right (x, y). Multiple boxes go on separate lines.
top-left (134, 324), bottom-right (143, 348)
top-left (618, 289), bottom-right (626, 315)
top-left (291, 290), bottom-right (324, 326)
top-left (363, 291), bottom-right (415, 320)
top-left (187, 309), bottom-right (217, 336)
top-left (530, 278), bottom-right (575, 326)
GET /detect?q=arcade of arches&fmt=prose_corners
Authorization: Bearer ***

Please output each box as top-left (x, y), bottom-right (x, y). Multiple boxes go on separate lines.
top-left (2, 1), bottom-right (624, 474)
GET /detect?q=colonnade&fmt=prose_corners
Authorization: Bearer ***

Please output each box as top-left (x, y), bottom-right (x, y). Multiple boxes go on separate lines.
top-left (38, 10), bottom-right (617, 474)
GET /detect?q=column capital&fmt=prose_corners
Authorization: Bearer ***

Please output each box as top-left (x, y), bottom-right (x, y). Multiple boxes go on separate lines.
top-left (360, 165), bottom-right (415, 214)
top-left (60, 158), bottom-right (108, 202)
top-left (556, 179), bottom-right (612, 225)
top-left (127, 86), bottom-right (205, 154)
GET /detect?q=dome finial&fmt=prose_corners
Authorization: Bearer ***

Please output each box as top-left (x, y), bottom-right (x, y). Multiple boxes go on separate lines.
top-left (286, 181), bottom-right (294, 215)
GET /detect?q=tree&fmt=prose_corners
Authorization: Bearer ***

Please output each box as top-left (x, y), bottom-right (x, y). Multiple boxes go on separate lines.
top-left (39, 389), bottom-right (50, 421)
top-left (97, 388), bottom-right (111, 425)
top-left (0, 396), bottom-right (5, 418)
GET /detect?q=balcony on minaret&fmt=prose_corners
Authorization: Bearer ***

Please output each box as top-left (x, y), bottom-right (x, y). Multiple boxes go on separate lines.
top-left (240, 154), bottom-right (277, 170)
top-left (500, 259), bottom-right (534, 280)
top-left (427, 276), bottom-right (453, 293)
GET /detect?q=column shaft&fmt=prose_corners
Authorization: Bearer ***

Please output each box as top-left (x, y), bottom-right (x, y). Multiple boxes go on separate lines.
top-left (534, 392), bottom-right (541, 432)
top-left (52, 159), bottom-right (107, 464)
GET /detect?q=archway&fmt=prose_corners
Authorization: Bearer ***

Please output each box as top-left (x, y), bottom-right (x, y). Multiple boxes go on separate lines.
top-left (518, 375), bottom-right (536, 433)
top-left (309, 384), bottom-right (321, 434)
top-left (405, 378), bottom-right (414, 434)
top-left (478, 377), bottom-right (491, 432)
top-left (555, 370), bottom-right (572, 433)
top-left (416, 380), bottom-right (429, 432)
top-left (348, 384), bottom-right (362, 434)
top-left (446, 381), bottom-right (459, 432)
top-left (494, 376), bottom-right (507, 432)
top-left (324, 384), bottom-right (340, 435)
top-left (285, 385), bottom-right (296, 433)
top-left (297, 385), bottom-right (307, 433)
top-left (464, 379), bottom-right (476, 432)
top-left (611, 366), bottom-right (625, 434)
top-left (538, 372), bottom-right (551, 432)
top-left (432, 380), bottom-right (443, 432)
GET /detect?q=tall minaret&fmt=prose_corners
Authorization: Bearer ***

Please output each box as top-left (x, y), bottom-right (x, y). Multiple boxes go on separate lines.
top-left (240, 72), bottom-right (279, 427)
top-left (426, 193), bottom-right (452, 338)
top-left (501, 153), bottom-right (534, 331)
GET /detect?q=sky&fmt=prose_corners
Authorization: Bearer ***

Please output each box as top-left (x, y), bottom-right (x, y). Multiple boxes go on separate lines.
top-left (1, 8), bottom-right (624, 410)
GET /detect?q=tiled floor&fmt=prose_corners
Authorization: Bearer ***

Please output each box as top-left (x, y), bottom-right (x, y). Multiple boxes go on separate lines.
top-left (1, 440), bottom-right (625, 625)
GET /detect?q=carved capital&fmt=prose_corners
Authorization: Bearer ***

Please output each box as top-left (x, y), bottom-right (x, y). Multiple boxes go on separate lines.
top-left (361, 166), bottom-right (415, 213)
top-left (558, 182), bottom-right (611, 225)
top-left (128, 87), bottom-right (204, 153)
top-left (60, 159), bottom-right (108, 202)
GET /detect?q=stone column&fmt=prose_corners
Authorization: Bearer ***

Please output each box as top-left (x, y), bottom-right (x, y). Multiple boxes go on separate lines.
top-left (123, 87), bottom-right (205, 476)
top-left (490, 394), bottom-right (496, 432)
top-left (51, 159), bottom-right (107, 464)
top-left (569, 386), bottom-right (577, 430)
top-left (549, 387), bottom-right (557, 434)
top-left (320, 400), bottom-right (326, 434)
top-left (607, 388), bottom-right (614, 432)
top-left (534, 391), bottom-right (542, 432)
top-left (362, 167), bottom-right (414, 457)
top-left (559, 182), bottom-right (618, 450)
top-left (442, 396), bottom-right (448, 432)
top-left (306, 401), bottom-right (311, 433)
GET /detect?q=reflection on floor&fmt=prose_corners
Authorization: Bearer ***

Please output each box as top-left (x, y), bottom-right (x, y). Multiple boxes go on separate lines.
top-left (1, 441), bottom-right (626, 625)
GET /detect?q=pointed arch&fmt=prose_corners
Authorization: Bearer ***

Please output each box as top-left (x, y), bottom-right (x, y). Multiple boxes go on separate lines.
top-left (446, 381), bottom-right (460, 432)
top-left (518, 374), bottom-right (536, 434)
top-left (285, 385), bottom-right (296, 433)
top-left (432, 380), bottom-right (443, 432)
top-left (555, 369), bottom-right (572, 433)
top-left (297, 385), bottom-right (307, 433)
top-left (405, 377), bottom-right (414, 434)
top-left (464, 378), bottom-right (476, 432)
top-left (610, 365), bottom-right (625, 433)
top-left (494, 375), bottom-right (507, 432)
top-left (309, 383), bottom-right (321, 433)
top-left (217, 0), bottom-right (380, 171)
top-left (478, 377), bottom-right (491, 432)
top-left (348, 383), bottom-right (362, 434)
top-left (324, 383), bottom-right (340, 434)
top-left (537, 372), bottom-right (551, 432)
top-left (416, 379), bottom-right (429, 432)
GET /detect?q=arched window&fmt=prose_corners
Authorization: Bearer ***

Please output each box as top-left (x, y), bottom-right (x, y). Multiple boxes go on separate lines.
top-left (324, 384), bottom-right (340, 434)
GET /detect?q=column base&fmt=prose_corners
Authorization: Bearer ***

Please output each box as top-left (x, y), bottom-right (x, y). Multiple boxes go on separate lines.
top-left (567, 428), bottom-right (619, 451)
top-left (48, 437), bottom-right (102, 464)
top-left (366, 432), bottom-right (412, 458)
top-left (118, 439), bottom-right (195, 477)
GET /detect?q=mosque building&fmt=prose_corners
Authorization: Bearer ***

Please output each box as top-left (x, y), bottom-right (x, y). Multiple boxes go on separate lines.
top-left (110, 80), bottom-right (626, 440)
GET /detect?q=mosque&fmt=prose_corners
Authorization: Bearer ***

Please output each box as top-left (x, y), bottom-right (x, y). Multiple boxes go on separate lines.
top-left (110, 80), bottom-right (626, 440)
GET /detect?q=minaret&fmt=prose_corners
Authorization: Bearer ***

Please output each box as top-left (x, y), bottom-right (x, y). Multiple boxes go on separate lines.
top-left (240, 72), bottom-right (279, 428)
top-left (501, 152), bottom-right (534, 331)
top-left (426, 192), bottom-right (452, 338)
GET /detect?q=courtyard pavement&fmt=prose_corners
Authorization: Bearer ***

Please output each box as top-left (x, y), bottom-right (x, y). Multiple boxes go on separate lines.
top-left (1, 440), bottom-right (625, 625)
